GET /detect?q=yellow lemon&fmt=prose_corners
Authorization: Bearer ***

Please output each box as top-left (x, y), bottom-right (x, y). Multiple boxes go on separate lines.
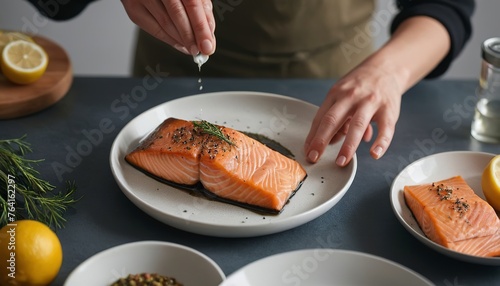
top-left (482, 155), bottom-right (500, 212)
top-left (0, 220), bottom-right (63, 286)
top-left (0, 32), bottom-right (34, 54)
top-left (1, 40), bottom-right (48, 85)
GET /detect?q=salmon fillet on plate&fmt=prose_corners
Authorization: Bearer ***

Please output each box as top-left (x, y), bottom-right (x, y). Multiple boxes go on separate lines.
top-left (404, 176), bottom-right (500, 257)
top-left (125, 118), bottom-right (307, 214)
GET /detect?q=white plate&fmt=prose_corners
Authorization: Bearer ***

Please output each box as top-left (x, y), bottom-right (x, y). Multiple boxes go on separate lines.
top-left (219, 249), bottom-right (433, 286)
top-left (64, 241), bottom-right (225, 286)
top-left (110, 91), bottom-right (356, 237)
top-left (390, 151), bottom-right (500, 265)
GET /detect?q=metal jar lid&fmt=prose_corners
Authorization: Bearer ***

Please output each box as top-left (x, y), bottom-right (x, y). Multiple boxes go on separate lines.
top-left (482, 37), bottom-right (500, 67)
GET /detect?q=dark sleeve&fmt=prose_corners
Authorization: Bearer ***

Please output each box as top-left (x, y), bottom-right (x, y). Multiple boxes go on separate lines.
top-left (26, 0), bottom-right (97, 21)
top-left (391, 0), bottom-right (475, 78)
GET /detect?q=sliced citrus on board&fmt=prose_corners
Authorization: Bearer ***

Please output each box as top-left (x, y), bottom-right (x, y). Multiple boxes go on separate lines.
top-left (482, 155), bottom-right (500, 212)
top-left (0, 31), bottom-right (34, 53)
top-left (1, 40), bottom-right (48, 84)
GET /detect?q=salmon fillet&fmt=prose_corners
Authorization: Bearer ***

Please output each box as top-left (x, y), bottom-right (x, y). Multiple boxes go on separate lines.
top-left (125, 118), bottom-right (307, 213)
top-left (125, 118), bottom-right (204, 185)
top-left (404, 176), bottom-right (500, 257)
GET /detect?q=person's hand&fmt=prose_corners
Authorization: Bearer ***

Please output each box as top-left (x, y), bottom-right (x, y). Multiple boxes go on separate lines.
top-left (121, 0), bottom-right (216, 55)
top-left (304, 16), bottom-right (451, 167)
top-left (304, 63), bottom-right (405, 167)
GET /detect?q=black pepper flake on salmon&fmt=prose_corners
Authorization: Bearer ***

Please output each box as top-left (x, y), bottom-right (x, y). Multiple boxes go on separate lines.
top-left (431, 183), bottom-right (455, 201)
top-left (452, 198), bottom-right (470, 217)
top-left (125, 117), bottom-right (307, 215)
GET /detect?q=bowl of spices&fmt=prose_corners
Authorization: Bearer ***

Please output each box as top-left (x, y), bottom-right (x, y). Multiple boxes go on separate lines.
top-left (64, 241), bottom-right (225, 286)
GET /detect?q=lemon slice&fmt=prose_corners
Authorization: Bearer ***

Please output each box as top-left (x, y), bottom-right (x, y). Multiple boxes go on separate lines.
top-left (0, 31), bottom-right (34, 53)
top-left (1, 40), bottom-right (48, 84)
top-left (482, 154), bottom-right (500, 211)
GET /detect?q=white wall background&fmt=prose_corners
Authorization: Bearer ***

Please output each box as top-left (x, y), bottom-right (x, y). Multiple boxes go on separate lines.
top-left (1, 0), bottom-right (499, 78)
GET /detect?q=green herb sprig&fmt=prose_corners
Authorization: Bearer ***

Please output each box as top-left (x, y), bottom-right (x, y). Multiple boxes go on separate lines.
top-left (192, 120), bottom-right (236, 146)
top-left (0, 135), bottom-right (79, 229)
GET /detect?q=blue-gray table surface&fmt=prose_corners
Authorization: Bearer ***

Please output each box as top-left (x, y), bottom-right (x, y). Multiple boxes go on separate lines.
top-left (1, 77), bottom-right (499, 285)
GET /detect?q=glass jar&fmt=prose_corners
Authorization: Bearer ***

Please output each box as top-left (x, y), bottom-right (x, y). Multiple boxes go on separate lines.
top-left (471, 37), bottom-right (500, 143)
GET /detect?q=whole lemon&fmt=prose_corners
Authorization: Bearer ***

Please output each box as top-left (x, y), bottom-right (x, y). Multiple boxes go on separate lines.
top-left (0, 220), bottom-right (63, 286)
top-left (482, 155), bottom-right (500, 212)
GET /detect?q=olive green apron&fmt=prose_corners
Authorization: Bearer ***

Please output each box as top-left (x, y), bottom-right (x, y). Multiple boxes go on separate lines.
top-left (132, 0), bottom-right (375, 78)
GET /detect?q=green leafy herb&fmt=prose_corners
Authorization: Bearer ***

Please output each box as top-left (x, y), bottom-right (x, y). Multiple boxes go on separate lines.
top-left (0, 135), bottom-right (79, 229)
top-left (192, 120), bottom-right (236, 146)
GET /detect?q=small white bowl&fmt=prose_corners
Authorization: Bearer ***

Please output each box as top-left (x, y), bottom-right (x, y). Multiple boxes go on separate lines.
top-left (64, 241), bottom-right (225, 286)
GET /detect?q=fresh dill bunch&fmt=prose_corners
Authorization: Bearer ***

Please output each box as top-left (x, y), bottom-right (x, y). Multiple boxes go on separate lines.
top-left (0, 135), bottom-right (79, 229)
top-left (192, 120), bottom-right (236, 146)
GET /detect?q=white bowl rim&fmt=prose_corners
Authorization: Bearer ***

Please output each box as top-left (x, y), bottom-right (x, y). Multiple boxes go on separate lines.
top-left (64, 240), bottom-right (225, 285)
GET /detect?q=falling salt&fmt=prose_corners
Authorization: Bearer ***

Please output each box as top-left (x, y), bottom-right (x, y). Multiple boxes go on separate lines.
top-left (193, 53), bottom-right (209, 91)
top-left (198, 78), bottom-right (203, 90)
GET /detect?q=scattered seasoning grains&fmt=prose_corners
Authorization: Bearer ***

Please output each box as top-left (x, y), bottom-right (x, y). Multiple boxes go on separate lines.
top-left (110, 273), bottom-right (182, 286)
top-left (430, 182), bottom-right (470, 217)
top-left (453, 198), bottom-right (470, 217)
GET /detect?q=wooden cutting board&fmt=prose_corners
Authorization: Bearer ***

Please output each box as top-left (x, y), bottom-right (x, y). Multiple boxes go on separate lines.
top-left (0, 35), bottom-right (72, 119)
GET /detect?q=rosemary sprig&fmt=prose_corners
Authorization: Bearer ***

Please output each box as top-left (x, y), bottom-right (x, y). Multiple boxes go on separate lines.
top-left (0, 135), bottom-right (79, 229)
top-left (192, 120), bottom-right (236, 146)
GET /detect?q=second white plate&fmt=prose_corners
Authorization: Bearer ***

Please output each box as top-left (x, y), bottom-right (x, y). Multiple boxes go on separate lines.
top-left (219, 249), bottom-right (433, 286)
top-left (110, 91), bottom-right (357, 237)
top-left (390, 151), bottom-right (500, 265)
